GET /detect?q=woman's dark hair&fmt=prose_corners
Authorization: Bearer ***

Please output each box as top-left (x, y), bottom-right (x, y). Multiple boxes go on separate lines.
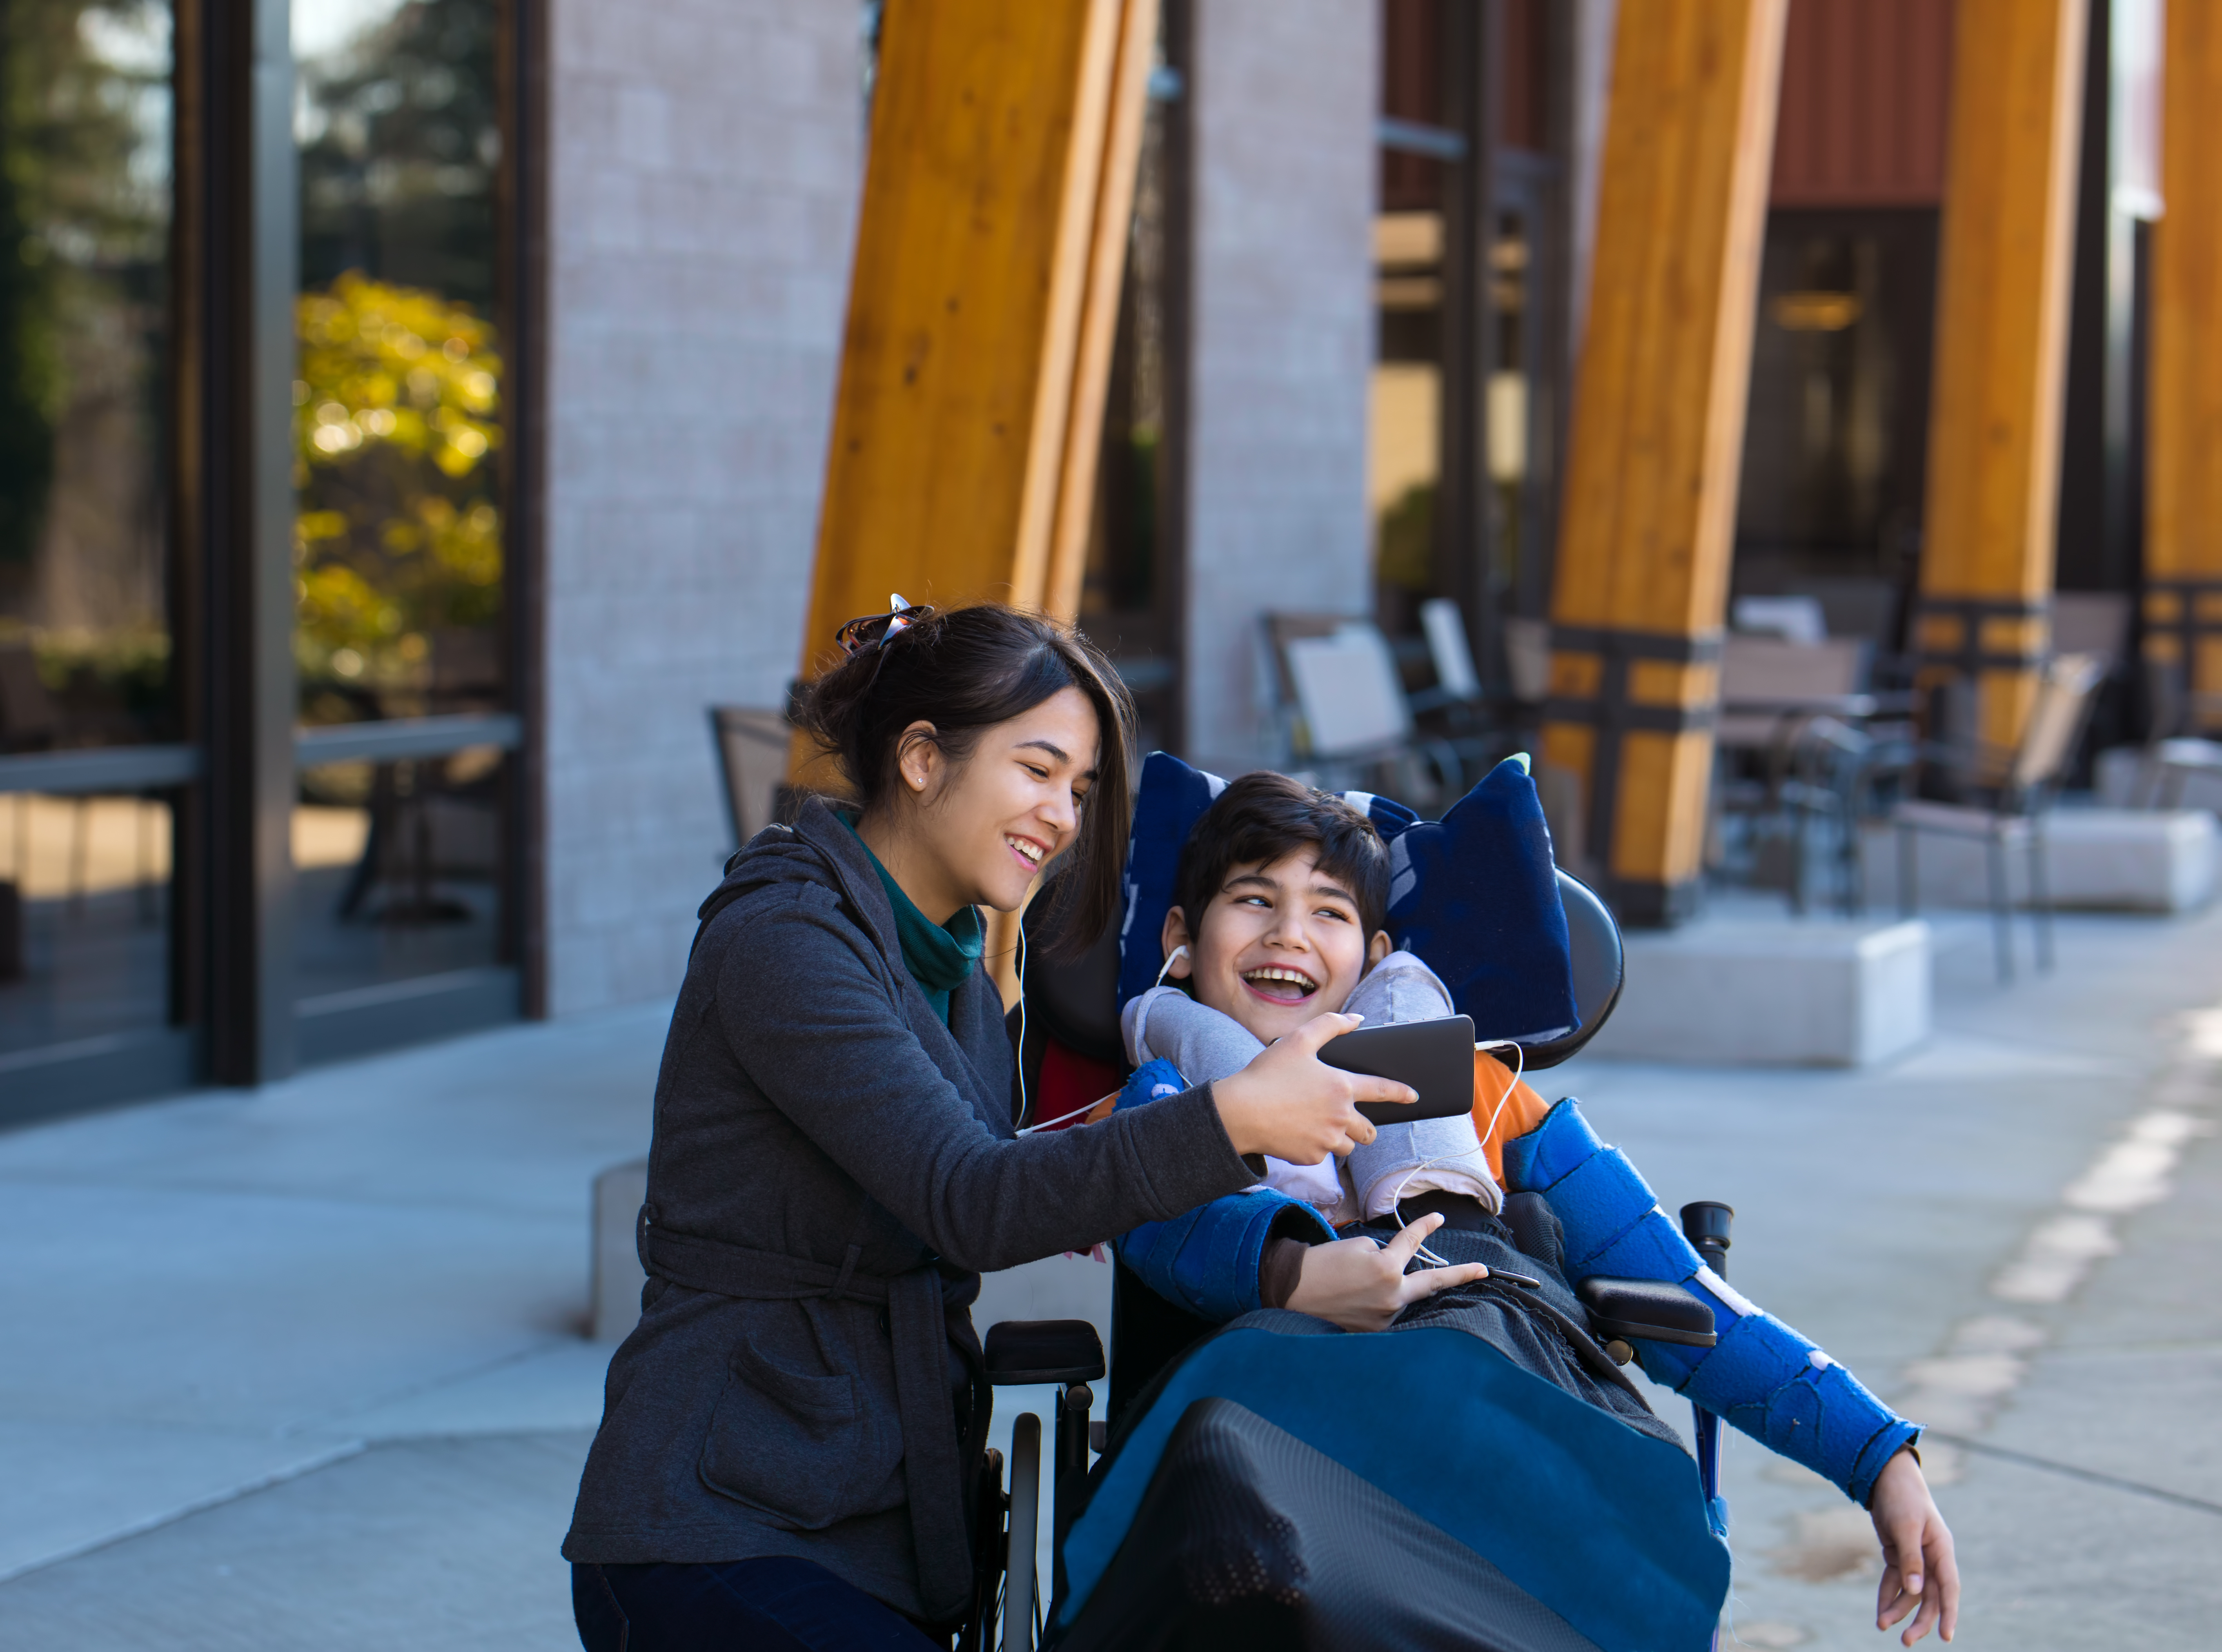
top-left (795, 602), bottom-right (1137, 953)
top-left (1173, 773), bottom-right (1390, 941)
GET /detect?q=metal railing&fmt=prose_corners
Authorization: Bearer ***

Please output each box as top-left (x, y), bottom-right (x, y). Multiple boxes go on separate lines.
top-left (0, 713), bottom-right (523, 795)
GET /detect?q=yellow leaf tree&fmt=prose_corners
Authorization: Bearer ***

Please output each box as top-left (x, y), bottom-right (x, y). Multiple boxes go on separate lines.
top-left (294, 270), bottom-right (502, 697)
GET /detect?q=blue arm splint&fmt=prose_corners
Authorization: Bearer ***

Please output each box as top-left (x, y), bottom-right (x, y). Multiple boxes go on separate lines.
top-left (1503, 1098), bottom-right (1920, 1507)
top-left (1111, 1059), bottom-right (1338, 1322)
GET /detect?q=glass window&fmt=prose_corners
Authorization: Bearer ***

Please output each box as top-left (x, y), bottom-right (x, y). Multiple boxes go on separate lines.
top-left (290, 0), bottom-right (512, 1025)
top-left (1372, 0), bottom-right (1558, 688)
top-left (1487, 203), bottom-right (1530, 595)
top-left (1734, 209), bottom-right (1939, 626)
top-left (1371, 0), bottom-right (1445, 640)
top-left (0, 1), bottom-right (177, 1066)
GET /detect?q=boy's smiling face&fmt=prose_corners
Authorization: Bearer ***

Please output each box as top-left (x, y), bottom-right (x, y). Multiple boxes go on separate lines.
top-left (1162, 848), bottom-right (1392, 1046)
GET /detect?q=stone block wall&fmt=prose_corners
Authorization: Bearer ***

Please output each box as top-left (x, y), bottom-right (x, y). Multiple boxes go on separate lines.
top-left (1182, 0), bottom-right (1377, 772)
top-left (541, 0), bottom-right (862, 1014)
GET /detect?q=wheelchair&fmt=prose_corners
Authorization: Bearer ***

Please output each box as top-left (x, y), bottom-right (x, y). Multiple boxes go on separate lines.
top-left (961, 868), bottom-right (1743, 1652)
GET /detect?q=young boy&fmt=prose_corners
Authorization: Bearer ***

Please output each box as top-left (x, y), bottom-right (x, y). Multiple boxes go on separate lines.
top-left (1120, 773), bottom-right (1503, 1229)
top-left (1111, 769), bottom-right (1957, 1648)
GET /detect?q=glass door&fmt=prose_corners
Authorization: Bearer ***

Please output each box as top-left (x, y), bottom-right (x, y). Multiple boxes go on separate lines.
top-left (0, 0), bottom-right (191, 1117)
top-left (289, 0), bottom-right (517, 1062)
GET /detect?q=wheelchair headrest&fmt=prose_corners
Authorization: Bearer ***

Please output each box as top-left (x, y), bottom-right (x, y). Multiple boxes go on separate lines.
top-left (1527, 868), bottom-right (1623, 1069)
top-left (1113, 752), bottom-right (1588, 1051)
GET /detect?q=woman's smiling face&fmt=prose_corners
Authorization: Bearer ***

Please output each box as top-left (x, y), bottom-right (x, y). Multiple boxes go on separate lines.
top-left (1162, 848), bottom-right (1391, 1046)
top-left (862, 685), bottom-right (1102, 922)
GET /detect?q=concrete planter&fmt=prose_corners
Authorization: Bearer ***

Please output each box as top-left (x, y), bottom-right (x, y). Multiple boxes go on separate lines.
top-left (1859, 809), bottom-right (2219, 914)
top-left (1588, 918), bottom-right (1931, 1067)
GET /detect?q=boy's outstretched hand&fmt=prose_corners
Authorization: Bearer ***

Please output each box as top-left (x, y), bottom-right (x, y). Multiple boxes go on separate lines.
top-left (1283, 1214), bottom-right (1490, 1332)
top-left (1870, 1448), bottom-right (1959, 1645)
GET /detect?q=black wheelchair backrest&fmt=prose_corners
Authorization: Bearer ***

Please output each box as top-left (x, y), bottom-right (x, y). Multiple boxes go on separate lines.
top-left (1017, 891), bottom-right (1127, 1068)
top-left (1514, 868), bottom-right (1625, 1071)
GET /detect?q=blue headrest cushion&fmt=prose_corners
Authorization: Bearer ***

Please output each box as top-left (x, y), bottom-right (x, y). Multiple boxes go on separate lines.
top-left (1115, 753), bottom-right (1579, 1044)
top-left (1386, 756), bottom-right (1578, 1042)
top-left (1115, 752), bottom-right (1227, 1008)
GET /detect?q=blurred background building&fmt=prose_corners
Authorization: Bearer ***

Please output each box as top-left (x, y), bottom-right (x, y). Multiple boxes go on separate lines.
top-left (0, 0), bottom-right (2177, 1117)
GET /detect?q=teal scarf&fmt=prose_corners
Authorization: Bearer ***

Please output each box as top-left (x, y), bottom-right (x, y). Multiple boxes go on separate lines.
top-left (841, 815), bottom-right (985, 1024)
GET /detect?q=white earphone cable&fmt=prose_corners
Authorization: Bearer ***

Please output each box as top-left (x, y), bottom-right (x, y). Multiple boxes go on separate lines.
top-left (1388, 1037), bottom-right (1527, 1269)
top-left (1014, 916), bottom-right (1028, 1127)
top-left (1017, 943), bottom-right (1186, 1136)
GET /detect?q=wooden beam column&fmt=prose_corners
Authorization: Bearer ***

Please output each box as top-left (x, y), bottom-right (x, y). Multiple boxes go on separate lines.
top-left (797, 0), bottom-right (1158, 682)
top-left (2147, 0), bottom-right (2222, 725)
top-left (797, 1), bottom-right (1158, 1006)
top-left (1912, 0), bottom-right (2088, 762)
top-left (1539, 0), bottom-right (1788, 926)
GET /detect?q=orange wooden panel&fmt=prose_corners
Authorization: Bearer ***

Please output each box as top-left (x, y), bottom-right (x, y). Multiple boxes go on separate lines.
top-left (1543, 0), bottom-right (1787, 917)
top-left (1044, 0), bottom-right (1162, 623)
top-left (797, 0), bottom-right (1124, 689)
top-left (2147, 0), bottom-right (2222, 710)
top-left (1921, 0), bottom-right (2086, 602)
top-left (1916, 0), bottom-right (2086, 755)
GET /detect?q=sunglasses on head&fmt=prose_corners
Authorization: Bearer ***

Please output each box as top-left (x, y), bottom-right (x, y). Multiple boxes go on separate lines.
top-left (835, 597), bottom-right (936, 657)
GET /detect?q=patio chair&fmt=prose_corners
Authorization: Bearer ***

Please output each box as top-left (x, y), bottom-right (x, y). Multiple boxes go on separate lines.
top-left (2122, 657), bottom-right (2222, 810)
top-left (1411, 597), bottom-right (1481, 712)
top-left (1891, 652), bottom-right (2107, 982)
top-left (2051, 592), bottom-right (2131, 671)
top-left (1712, 636), bottom-right (1890, 911)
top-left (1730, 594), bottom-right (1827, 645)
top-left (708, 705), bottom-right (795, 853)
top-left (2136, 737), bottom-right (2222, 811)
top-left (1264, 614), bottom-right (1461, 805)
top-left (1499, 615), bottom-right (1552, 705)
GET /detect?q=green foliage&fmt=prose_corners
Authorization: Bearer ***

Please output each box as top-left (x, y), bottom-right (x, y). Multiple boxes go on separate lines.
top-left (0, 106), bottom-right (52, 568)
top-left (0, 0), bottom-right (169, 570)
top-left (298, 0), bottom-right (499, 308)
top-left (294, 271), bottom-right (501, 685)
top-left (1376, 481), bottom-right (1436, 594)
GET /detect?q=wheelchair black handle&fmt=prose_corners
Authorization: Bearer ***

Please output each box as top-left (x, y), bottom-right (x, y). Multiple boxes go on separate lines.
top-left (1680, 1201), bottom-right (1734, 1279)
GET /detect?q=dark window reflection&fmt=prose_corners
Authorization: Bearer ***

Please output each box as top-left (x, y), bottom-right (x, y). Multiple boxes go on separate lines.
top-left (1734, 209), bottom-right (1940, 614)
top-left (0, 0), bottom-right (173, 736)
top-left (0, 0), bottom-right (175, 1060)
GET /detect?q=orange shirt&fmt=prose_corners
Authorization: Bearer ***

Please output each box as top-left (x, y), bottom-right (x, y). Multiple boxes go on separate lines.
top-left (1473, 1050), bottom-right (1552, 1186)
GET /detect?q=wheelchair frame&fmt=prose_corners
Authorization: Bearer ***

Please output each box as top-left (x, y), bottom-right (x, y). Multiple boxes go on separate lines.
top-left (963, 869), bottom-right (1743, 1651)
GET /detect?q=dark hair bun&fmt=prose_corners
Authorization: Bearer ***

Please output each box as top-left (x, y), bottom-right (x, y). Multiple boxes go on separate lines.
top-left (793, 603), bottom-right (1137, 953)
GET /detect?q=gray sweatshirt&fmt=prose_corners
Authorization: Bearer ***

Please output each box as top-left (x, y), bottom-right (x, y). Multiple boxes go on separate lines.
top-left (1121, 951), bottom-right (1501, 1218)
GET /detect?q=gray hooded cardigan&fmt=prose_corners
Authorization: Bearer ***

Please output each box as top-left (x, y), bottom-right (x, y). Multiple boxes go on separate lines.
top-left (562, 800), bottom-right (1255, 1621)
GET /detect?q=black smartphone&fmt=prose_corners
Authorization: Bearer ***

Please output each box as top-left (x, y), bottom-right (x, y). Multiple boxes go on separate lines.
top-left (1318, 1015), bottom-right (1477, 1125)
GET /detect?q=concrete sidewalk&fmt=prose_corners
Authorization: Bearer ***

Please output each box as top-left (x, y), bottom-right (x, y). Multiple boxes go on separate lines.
top-left (0, 1003), bottom-right (669, 1648)
top-left (1, 901), bottom-right (2218, 1649)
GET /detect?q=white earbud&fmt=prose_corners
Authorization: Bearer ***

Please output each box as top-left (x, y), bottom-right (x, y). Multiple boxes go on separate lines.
top-left (1153, 945), bottom-right (1189, 988)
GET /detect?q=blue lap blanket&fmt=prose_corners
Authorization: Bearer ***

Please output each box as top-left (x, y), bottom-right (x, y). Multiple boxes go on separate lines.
top-left (1055, 1311), bottom-right (1730, 1652)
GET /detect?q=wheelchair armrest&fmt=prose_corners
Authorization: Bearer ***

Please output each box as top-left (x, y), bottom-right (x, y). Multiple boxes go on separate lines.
top-left (1576, 1277), bottom-right (1717, 1349)
top-left (984, 1318), bottom-right (1106, 1386)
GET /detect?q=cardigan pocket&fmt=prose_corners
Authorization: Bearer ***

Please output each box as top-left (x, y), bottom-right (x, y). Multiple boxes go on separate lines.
top-left (697, 1316), bottom-right (896, 1530)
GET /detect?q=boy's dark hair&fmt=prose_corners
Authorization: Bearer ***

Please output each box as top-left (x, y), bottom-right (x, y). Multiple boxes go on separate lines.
top-left (793, 603), bottom-right (1137, 955)
top-left (1173, 773), bottom-right (1389, 941)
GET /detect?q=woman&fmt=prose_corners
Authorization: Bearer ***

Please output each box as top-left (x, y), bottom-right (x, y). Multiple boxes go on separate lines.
top-left (564, 603), bottom-right (1427, 1650)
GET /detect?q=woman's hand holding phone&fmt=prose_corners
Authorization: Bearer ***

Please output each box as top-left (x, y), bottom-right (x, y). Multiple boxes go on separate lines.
top-left (1213, 1011), bottom-right (1416, 1167)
